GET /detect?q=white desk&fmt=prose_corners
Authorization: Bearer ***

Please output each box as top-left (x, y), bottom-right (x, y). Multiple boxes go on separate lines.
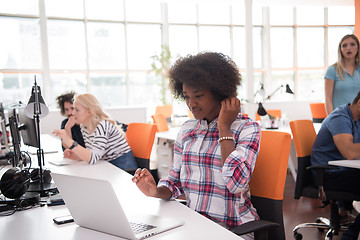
top-left (0, 146), bottom-right (244, 240)
top-left (329, 160), bottom-right (360, 169)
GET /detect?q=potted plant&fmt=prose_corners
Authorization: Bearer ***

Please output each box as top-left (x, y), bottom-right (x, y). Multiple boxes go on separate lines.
top-left (149, 45), bottom-right (172, 105)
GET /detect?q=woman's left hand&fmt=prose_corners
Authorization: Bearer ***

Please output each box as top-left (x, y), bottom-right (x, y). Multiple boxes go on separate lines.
top-left (218, 97), bottom-right (241, 130)
top-left (63, 149), bottom-right (79, 160)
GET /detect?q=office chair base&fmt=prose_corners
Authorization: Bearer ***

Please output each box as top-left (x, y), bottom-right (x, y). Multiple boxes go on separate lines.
top-left (293, 220), bottom-right (348, 240)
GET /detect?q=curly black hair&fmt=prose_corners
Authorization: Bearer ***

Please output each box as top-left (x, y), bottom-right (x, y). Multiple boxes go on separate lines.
top-left (169, 52), bottom-right (241, 102)
top-left (56, 91), bottom-right (76, 116)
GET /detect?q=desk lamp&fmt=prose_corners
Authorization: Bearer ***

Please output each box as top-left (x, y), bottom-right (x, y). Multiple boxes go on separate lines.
top-left (24, 76), bottom-right (55, 197)
top-left (257, 84), bottom-right (294, 117)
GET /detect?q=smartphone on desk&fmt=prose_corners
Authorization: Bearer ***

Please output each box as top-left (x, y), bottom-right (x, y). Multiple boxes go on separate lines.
top-left (53, 215), bottom-right (74, 225)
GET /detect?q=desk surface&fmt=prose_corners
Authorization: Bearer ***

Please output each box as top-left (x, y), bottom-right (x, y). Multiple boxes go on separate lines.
top-left (0, 137), bottom-right (244, 240)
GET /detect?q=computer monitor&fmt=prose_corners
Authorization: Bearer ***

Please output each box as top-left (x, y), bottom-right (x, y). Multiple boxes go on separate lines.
top-left (17, 108), bottom-right (39, 148)
top-left (8, 109), bottom-right (22, 167)
top-left (8, 108), bottom-right (39, 149)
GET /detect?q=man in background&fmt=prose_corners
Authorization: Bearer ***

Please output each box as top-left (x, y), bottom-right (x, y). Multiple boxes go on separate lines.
top-left (311, 90), bottom-right (360, 228)
top-left (56, 91), bottom-right (85, 150)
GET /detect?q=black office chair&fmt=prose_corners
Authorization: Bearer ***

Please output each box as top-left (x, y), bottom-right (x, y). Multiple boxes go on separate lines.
top-left (290, 120), bottom-right (360, 240)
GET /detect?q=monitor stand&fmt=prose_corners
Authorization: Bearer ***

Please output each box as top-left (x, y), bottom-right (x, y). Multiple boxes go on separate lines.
top-left (0, 192), bottom-right (40, 211)
top-left (27, 182), bottom-right (58, 197)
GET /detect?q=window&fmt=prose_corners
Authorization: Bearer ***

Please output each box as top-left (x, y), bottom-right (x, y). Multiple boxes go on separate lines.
top-left (0, 0), bottom-right (355, 111)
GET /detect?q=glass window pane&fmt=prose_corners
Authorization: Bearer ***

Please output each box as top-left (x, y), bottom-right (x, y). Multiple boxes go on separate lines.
top-left (0, 0), bottom-right (39, 15)
top-left (296, 7), bottom-right (324, 25)
top-left (270, 6), bottom-right (293, 26)
top-left (328, 6), bottom-right (355, 25)
top-left (198, 3), bottom-right (230, 25)
top-left (253, 27), bottom-right (262, 69)
top-left (252, 5), bottom-right (262, 26)
top-left (169, 25), bottom-right (198, 57)
top-left (270, 71), bottom-right (294, 101)
top-left (199, 26), bottom-right (231, 56)
top-left (328, 27), bottom-right (354, 65)
top-left (85, 0), bottom-right (124, 21)
top-left (45, 0), bottom-right (84, 18)
top-left (87, 22), bottom-right (126, 70)
top-left (0, 73), bottom-right (43, 107)
top-left (168, 2), bottom-right (197, 24)
top-left (48, 73), bottom-right (87, 108)
top-left (47, 20), bottom-right (86, 70)
top-left (233, 27), bottom-right (245, 69)
top-left (125, 0), bottom-right (161, 22)
top-left (232, 3), bottom-right (245, 25)
top-left (89, 73), bottom-right (126, 107)
top-left (297, 27), bottom-right (324, 68)
top-left (298, 70), bottom-right (324, 101)
top-left (0, 17), bottom-right (42, 69)
top-left (128, 72), bottom-right (162, 106)
top-left (270, 27), bottom-right (294, 68)
top-left (127, 24), bottom-right (161, 70)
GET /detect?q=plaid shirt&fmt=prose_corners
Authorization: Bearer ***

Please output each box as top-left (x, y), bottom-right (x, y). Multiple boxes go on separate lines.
top-left (158, 114), bottom-right (261, 228)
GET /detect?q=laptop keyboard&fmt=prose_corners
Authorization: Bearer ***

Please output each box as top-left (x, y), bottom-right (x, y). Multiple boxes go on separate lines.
top-left (129, 222), bottom-right (156, 234)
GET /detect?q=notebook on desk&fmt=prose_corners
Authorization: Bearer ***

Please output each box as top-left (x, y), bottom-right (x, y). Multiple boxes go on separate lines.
top-left (46, 154), bottom-right (84, 166)
top-left (51, 173), bottom-right (184, 240)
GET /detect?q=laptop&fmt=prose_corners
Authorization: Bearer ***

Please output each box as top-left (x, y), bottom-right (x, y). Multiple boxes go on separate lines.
top-left (51, 173), bottom-right (184, 240)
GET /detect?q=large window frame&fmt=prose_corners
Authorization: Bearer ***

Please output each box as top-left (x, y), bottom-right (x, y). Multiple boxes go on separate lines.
top-left (0, 0), bottom-right (355, 111)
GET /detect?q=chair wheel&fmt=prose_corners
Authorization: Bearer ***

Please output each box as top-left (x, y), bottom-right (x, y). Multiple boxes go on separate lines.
top-left (294, 232), bottom-right (303, 240)
top-left (315, 219), bottom-right (325, 232)
top-left (325, 231), bottom-right (333, 240)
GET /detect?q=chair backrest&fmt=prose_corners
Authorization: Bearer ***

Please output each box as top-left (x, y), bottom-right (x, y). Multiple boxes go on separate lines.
top-left (290, 120), bottom-right (316, 158)
top-left (126, 123), bottom-right (157, 169)
top-left (155, 105), bottom-right (173, 120)
top-left (289, 120), bottom-right (318, 199)
top-left (249, 130), bottom-right (291, 240)
top-left (255, 109), bottom-right (281, 121)
top-left (152, 113), bottom-right (169, 132)
top-left (309, 103), bottom-right (327, 123)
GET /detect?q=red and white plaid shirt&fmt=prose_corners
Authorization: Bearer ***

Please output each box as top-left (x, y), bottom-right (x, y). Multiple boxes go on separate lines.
top-left (158, 114), bottom-right (261, 228)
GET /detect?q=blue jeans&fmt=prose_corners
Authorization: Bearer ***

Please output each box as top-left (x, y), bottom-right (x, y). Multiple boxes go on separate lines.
top-left (109, 151), bottom-right (137, 170)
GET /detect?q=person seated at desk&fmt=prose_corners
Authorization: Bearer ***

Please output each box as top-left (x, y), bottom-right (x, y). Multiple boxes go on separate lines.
top-left (56, 91), bottom-right (85, 151)
top-left (132, 52), bottom-right (261, 240)
top-left (53, 93), bottom-right (137, 170)
top-left (311, 90), bottom-right (360, 225)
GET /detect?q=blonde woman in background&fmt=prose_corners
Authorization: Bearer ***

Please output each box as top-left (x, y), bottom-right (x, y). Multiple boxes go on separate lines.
top-left (53, 93), bottom-right (137, 170)
top-left (325, 34), bottom-right (360, 115)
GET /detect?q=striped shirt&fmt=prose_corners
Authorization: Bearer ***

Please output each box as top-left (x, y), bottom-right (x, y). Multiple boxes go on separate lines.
top-left (81, 120), bottom-right (131, 164)
top-left (158, 114), bottom-right (261, 228)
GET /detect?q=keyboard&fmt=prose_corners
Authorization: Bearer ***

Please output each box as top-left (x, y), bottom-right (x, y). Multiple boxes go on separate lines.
top-left (129, 222), bottom-right (156, 234)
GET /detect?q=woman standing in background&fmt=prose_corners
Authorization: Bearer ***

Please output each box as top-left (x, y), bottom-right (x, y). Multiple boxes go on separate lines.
top-left (325, 34), bottom-right (360, 115)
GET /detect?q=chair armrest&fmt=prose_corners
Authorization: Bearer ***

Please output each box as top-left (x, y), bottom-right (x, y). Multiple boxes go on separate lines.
top-left (231, 220), bottom-right (279, 236)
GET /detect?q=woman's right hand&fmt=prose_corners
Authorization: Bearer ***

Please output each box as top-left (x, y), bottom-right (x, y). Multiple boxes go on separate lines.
top-left (132, 168), bottom-right (158, 197)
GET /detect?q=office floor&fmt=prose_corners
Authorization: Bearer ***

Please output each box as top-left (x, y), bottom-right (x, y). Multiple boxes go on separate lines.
top-left (283, 171), bottom-right (360, 240)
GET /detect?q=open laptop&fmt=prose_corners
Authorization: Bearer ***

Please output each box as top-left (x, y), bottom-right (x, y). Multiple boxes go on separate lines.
top-left (51, 173), bottom-right (184, 240)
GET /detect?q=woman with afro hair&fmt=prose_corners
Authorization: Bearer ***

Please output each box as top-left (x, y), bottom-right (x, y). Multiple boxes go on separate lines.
top-left (133, 52), bottom-right (261, 239)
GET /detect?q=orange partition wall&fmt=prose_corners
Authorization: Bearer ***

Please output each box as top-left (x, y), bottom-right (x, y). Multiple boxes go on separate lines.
top-left (356, 0), bottom-right (360, 38)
